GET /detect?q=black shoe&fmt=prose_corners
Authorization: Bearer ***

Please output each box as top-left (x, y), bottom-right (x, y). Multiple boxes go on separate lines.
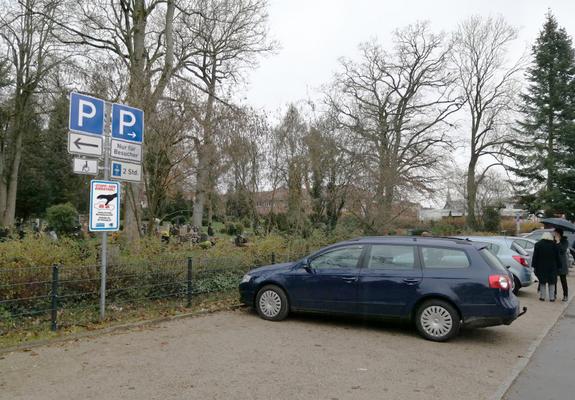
top-left (563, 296), bottom-right (569, 302)
top-left (550, 299), bottom-right (556, 302)
top-left (539, 298), bottom-right (545, 301)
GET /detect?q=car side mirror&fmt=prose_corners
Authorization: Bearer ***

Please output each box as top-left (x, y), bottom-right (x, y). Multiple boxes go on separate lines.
top-left (301, 258), bottom-right (313, 273)
top-left (505, 265), bottom-right (511, 270)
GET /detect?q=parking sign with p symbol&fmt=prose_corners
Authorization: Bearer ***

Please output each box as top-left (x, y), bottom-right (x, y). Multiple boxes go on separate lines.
top-left (69, 92), bottom-right (105, 136)
top-left (111, 103), bottom-right (144, 143)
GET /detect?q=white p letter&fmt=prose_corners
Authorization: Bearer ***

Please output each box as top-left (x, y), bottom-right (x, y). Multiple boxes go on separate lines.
top-left (119, 110), bottom-right (136, 135)
top-left (78, 100), bottom-right (96, 127)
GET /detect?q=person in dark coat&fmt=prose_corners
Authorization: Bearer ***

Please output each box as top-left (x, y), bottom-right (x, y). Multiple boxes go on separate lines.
top-left (532, 232), bottom-right (561, 301)
top-left (554, 228), bottom-right (569, 302)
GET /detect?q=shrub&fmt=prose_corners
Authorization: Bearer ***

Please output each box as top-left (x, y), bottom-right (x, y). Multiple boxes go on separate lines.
top-left (241, 216), bottom-right (252, 231)
top-left (45, 203), bottom-right (79, 235)
top-left (224, 222), bottom-right (244, 236)
top-left (483, 207), bottom-right (501, 232)
top-left (199, 240), bottom-right (212, 249)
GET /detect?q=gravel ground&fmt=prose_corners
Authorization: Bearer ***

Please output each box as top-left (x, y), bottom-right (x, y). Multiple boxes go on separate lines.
top-left (1, 277), bottom-right (572, 400)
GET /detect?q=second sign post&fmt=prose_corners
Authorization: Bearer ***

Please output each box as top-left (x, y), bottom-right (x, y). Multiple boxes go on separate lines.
top-left (68, 92), bottom-right (145, 319)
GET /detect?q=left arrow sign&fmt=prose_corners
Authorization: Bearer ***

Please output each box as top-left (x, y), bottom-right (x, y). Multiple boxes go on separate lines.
top-left (68, 132), bottom-right (103, 157)
top-left (74, 137), bottom-right (99, 149)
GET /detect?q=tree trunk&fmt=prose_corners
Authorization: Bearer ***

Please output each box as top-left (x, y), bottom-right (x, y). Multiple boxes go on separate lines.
top-left (1, 102), bottom-right (25, 227)
top-left (4, 134), bottom-right (22, 226)
top-left (466, 156), bottom-right (478, 229)
top-left (546, 113), bottom-right (554, 193)
top-left (192, 73), bottom-right (217, 228)
top-left (192, 148), bottom-right (209, 227)
top-left (122, 0), bottom-right (148, 242)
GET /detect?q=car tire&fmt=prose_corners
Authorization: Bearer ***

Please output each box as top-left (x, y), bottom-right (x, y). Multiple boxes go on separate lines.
top-left (513, 276), bottom-right (521, 295)
top-left (255, 285), bottom-right (289, 321)
top-left (415, 299), bottom-right (460, 342)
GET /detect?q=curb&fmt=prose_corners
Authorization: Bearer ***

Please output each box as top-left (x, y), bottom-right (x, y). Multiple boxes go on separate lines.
top-left (0, 304), bottom-right (245, 355)
top-left (490, 293), bottom-right (574, 400)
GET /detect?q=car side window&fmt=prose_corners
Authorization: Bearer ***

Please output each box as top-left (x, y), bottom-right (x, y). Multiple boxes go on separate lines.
top-left (486, 243), bottom-right (500, 254)
top-left (309, 246), bottom-right (364, 270)
top-left (515, 239), bottom-right (533, 250)
top-left (421, 247), bottom-right (470, 269)
top-left (368, 245), bottom-right (415, 270)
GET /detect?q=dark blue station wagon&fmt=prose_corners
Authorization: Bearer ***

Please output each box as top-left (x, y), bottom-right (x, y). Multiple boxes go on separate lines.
top-left (239, 237), bottom-right (525, 341)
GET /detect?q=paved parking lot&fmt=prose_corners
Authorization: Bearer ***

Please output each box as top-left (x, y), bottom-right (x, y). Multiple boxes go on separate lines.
top-left (1, 279), bottom-right (572, 400)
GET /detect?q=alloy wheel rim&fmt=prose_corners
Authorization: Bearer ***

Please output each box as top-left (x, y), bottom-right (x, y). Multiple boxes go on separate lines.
top-left (259, 290), bottom-right (282, 318)
top-left (420, 305), bottom-right (453, 338)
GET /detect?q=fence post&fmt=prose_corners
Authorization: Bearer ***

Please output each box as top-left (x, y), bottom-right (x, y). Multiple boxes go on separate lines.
top-left (187, 257), bottom-right (193, 308)
top-left (271, 252), bottom-right (276, 264)
top-left (50, 264), bottom-right (59, 331)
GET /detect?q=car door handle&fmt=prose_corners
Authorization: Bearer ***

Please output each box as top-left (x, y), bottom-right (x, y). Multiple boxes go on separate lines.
top-left (341, 277), bottom-right (358, 283)
top-left (402, 279), bottom-right (420, 285)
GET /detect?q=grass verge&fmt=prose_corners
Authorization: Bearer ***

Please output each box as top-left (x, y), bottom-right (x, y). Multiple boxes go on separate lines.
top-left (0, 290), bottom-right (239, 349)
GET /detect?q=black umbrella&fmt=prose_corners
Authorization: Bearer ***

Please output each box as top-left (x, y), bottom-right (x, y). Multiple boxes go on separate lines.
top-left (540, 218), bottom-right (575, 232)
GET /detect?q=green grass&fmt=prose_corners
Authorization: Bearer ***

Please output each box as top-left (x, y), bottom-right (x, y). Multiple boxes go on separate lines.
top-left (0, 290), bottom-right (240, 349)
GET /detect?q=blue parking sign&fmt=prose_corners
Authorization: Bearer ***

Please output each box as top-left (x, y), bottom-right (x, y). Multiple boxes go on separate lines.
top-left (69, 92), bottom-right (105, 136)
top-left (111, 103), bottom-right (144, 144)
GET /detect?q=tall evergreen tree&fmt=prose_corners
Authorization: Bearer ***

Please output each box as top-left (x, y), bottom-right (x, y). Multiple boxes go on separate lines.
top-left (16, 93), bottom-right (88, 219)
top-left (511, 12), bottom-right (575, 215)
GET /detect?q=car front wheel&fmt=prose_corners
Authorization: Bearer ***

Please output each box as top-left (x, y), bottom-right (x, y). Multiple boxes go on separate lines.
top-left (415, 300), bottom-right (460, 342)
top-left (255, 285), bottom-right (289, 321)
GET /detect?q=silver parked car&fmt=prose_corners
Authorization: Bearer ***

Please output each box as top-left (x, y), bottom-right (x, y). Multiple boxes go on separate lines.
top-left (456, 236), bottom-right (533, 294)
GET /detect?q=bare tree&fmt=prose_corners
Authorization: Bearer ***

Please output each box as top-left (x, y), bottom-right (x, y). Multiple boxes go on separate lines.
top-left (220, 107), bottom-right (268, 227)
top-left (269, 104), bottom-right (308, 232)
top-left (0, 0), bottom-right (64, 227)
top-left (475, 170), bottom-right (512, 220)
top-left (326, 23), bottom-right (461, 232)
top-left (48, 0), bottom-right (197, 240)
top-left (178, 0), bottom-right (275, 228)
top-left (305, 111), bottom-right (356, 230)
top-left (143, 92), bottom-right (196, 233)
top-left (451, 15), bottom-right (523, 229)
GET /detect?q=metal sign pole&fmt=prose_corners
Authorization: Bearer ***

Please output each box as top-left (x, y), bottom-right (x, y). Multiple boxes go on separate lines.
top-left (100, 103), bottom-right (111, 321)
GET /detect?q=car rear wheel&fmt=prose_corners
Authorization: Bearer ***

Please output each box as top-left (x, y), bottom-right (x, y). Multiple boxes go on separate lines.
top-left (415, 300), bottom-right (460, 342)
top-left (255, 285), bottom-right (289, 321)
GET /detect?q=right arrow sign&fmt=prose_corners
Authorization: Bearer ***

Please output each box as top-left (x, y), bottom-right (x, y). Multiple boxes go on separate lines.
top-left (68, 132), bottom-right (103, 157)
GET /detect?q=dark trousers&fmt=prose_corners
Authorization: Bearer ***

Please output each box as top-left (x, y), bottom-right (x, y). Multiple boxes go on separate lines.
top-left (556, 274), bottom-right (568, 298)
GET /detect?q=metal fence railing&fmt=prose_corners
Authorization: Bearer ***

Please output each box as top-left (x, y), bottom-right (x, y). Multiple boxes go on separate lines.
top-left (0, 254), bottom-right (288, 334)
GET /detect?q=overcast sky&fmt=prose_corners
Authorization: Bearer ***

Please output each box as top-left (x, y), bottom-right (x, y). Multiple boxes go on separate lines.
top-left (241, 0), bottom-right (575, 112)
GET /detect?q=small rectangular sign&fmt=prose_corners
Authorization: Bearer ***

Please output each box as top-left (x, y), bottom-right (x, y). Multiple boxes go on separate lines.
top-left (110, 139), bottom-right (142, 163)
top-left (68, 132), bottom-right (103, 157)
top-left (110, 160), bottom-right (142, 182)
top-left (89, 180), bottom-right (120, 232)
top-left (73, 158), bottom-right (99, 175)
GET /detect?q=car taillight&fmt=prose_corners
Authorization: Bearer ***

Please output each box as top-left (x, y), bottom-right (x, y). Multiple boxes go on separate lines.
top-left (489, 274), bottom-right (511, 290)
top-left (512, 255), bottom-right (529, 268)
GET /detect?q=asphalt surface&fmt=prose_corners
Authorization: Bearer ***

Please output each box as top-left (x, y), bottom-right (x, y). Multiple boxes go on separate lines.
top-left (504, 297), bottom-right (575, 400)
top-left (0, 279), bottom-right (572, 400)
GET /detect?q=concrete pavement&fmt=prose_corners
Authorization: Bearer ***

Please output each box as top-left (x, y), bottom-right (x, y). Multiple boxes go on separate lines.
top-left (504, 298), bottom-right (575, 400)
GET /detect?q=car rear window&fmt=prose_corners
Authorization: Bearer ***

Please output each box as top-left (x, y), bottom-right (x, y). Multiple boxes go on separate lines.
top-left (511, 242), bottom-right (529, 256)
top-left (485, 243), bottom-right (501, 254)
top-left (480, 248), bottom-right (507, 273)
top-left (514, 239), bottom-right (533, 251)
top-left (421, 247), bottom-right (470, 269)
